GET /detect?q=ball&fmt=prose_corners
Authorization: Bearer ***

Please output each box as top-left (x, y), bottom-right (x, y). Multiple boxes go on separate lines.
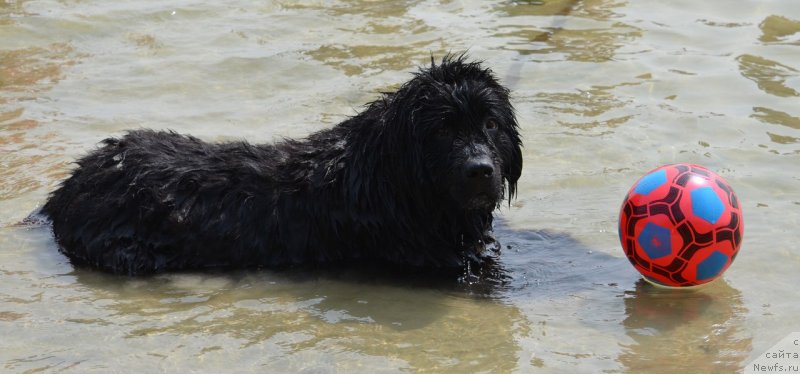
top-left (618, 164), bottom-right (744, 287)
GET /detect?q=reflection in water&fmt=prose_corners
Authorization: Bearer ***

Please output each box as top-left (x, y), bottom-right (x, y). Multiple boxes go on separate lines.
top-left (738, 16), bottom-right (800, 154)
top-left (279, 0), bottom-right (422, 18)
top-left (2, 0), bottom-right (800, 371)
top-left (0, 44), bottom-right (80, 218)
top-left (496, 0), bottom-right (625, 20)
top-left (751, 107), bottom-right (800, 147)
top-left (126, 33), bottom-right (165, 55)
top-left (1, 218), bottom-right (632, 372)
top-left (736, 54), bottom-right (799, 98)
top-left (495, 0), bottom-right (643, 135)
top-left (533, 84), bottom-right (635, 132)
top-left (0, 0), bottom-right (31, 26)
top-left (759, 15), bottom-right (800, 44)
top-left (308, 42), bottom-right (440, 76)
top-left (0, 45), bottom-right (73, 92)
top-left (495, 224), bottom-right (643, 370)
top-left (500, 25), bottom-right (641, 62)
top-left (2, 225), bottom-right (523, 372)
top-left (752, 107), bottom-right (800, 131)
top-left (0, 45), bottom-right (79, 214)
top-left (494, 0), bottom-right (640, 62)
top-left (295, 1), bottom-right (443, 76)
top-left (765, 132), bottom-right (799, 146)
top-left (619, 279), bottom-right (751, 372)
top-left (107, 275), bottom-right (520, 371)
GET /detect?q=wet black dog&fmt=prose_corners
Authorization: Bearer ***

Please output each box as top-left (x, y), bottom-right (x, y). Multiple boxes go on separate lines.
top-left (43, 55), bottom-right (522, 275)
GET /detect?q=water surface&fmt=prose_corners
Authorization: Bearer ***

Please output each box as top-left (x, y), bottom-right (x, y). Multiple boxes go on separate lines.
top-left (1, 0), bottom-right (799, 372)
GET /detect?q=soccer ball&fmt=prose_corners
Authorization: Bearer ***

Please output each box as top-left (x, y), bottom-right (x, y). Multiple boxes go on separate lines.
top-left (618, 164), bottom-right (744, 287)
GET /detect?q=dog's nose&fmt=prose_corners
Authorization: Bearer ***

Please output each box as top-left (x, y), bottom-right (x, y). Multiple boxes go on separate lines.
top-left (465, 159), bottom-right (495, 179)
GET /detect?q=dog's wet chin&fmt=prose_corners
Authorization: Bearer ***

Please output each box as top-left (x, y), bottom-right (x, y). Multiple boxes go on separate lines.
top-left (464, 192), bottom-right (500, 211)
top-left (448, 183), bottom-right (503, 211)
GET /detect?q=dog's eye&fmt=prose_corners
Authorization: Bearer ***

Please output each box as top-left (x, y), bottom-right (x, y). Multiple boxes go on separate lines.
top-left (485, 120), bottom-right (498, 130)
top-left (434, 127), bottom-right (451, 138)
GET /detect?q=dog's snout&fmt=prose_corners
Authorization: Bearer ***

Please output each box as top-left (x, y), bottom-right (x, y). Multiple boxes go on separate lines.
top-left (465, 159), bottom-right (495, 179)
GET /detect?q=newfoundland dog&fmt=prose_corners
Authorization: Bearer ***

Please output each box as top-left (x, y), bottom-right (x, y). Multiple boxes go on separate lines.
top-left (42, 55), bottom-right (523, 275)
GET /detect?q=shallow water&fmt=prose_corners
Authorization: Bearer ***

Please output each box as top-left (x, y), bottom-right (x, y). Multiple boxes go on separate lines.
top-left (1, 0), bottom-right (799, 372)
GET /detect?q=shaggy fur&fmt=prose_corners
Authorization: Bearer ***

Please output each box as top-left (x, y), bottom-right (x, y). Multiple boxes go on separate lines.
top-left (42, 55), bottom-right (523, 275)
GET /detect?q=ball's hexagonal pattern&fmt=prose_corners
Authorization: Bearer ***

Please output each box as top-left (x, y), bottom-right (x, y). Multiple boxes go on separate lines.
top-left (634, 169), bottom-right (667, 195)
top-left (696, 250), bottom-right (729, 281)
top-left (637, 223), bottom-right (672, 260)
top-left (691, 187), bottom-right (725, 224)
top-left (619, 164), bottom-right (744, 287)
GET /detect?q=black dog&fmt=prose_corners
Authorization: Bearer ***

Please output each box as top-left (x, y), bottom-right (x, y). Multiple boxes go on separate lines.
top-left (42, 55), bottom-right (522, 275)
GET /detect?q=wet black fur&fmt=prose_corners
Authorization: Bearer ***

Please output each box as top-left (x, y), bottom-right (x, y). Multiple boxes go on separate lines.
top-left (42, 55), bottom-right (523, 275)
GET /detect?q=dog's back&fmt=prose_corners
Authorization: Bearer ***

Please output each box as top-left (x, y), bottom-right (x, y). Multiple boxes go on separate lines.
top-left (44, 130), bottom-right (283, 273)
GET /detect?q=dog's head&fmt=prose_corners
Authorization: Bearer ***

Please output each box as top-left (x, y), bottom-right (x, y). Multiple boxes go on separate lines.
top-left (373, 55), bottom-right (522, 213)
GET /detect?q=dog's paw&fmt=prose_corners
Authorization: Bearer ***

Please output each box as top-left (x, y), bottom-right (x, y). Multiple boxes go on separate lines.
top-left (480, 231), bottom-right (501, 254)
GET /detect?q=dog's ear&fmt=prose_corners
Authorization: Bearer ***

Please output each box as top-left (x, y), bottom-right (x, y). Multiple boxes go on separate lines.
top-left (504, 140), bottom-right (523, 199)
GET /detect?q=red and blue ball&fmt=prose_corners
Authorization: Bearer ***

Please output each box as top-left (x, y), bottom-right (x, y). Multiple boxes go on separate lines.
top-left (618, 164), bottom-right (744, 287)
